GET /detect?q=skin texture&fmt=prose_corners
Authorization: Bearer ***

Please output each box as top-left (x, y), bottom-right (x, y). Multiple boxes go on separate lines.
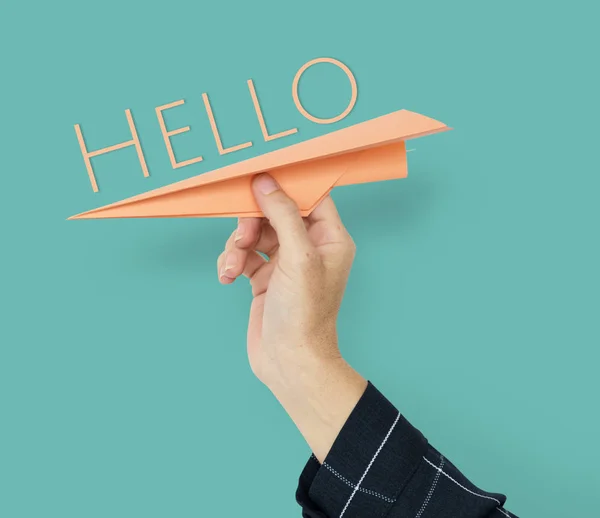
top-left (217, 173), bottom-right (368, 462)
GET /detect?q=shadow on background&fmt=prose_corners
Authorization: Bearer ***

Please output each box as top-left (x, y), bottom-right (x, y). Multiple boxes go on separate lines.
top-left (120, 218), bottom-right (234, 274)
top-left (336, 170), bottom-right (438, 237)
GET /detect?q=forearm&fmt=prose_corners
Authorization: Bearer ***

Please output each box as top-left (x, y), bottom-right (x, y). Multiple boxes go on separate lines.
top-left (264, 337), bottom-right (517, 518)
top-left (266, 342), bottom-right (367, 463)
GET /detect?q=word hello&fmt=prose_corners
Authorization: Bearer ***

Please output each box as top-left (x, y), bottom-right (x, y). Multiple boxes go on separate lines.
top-left (74, 57), bottom-right (358, 192)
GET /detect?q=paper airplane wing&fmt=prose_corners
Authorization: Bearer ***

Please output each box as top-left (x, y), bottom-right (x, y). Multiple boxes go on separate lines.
top-left (69, 109), bottom-right (449, 220)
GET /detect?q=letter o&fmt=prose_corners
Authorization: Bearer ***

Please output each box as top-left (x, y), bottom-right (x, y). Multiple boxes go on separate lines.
top-left (292, 57), bottom-right (358, 124)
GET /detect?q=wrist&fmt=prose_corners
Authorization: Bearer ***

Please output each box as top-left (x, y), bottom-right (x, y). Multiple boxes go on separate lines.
top-left (267, 347), bottom-right (367, 462)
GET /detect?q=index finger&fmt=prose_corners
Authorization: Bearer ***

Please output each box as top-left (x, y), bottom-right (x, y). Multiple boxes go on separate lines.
top-left (307, 195), bottom-right (345, 231)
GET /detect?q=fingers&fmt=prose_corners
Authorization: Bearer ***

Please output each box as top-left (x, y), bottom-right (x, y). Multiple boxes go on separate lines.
top-left (233, 217), bottom-right (261, 249)
top-left (309, 195), bottom-right (352, 243)
top-left (236, 218), bottom-right (279, 257)
top-left (217, 250), bottom-right (235, 284)
top-left (217, 225), bottom-right (272, 284)
top-left (308, 195), bottom-right (356, 268)
top-left (308, 195), bottom-right (344, 228)
top-left (252, 174), bottom-right (313, 258)
top-left (243, 251), bottom-right (268, 279)
top-left (306, 194), bottom-right (352, 243)
top-left (217, 231), bottom-right (239, 283)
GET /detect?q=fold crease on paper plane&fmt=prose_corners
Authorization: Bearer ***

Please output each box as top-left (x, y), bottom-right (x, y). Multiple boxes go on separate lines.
top-left (69, 109), bottom-right (451, 220)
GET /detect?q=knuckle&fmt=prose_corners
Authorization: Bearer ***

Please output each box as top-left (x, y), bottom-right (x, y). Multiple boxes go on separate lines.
top-left (346, 236), bottom-right (357, 257)
top-left (337, 233), bottom-right (356, 261)
top-left (322, 235), bottom-right (355, 271)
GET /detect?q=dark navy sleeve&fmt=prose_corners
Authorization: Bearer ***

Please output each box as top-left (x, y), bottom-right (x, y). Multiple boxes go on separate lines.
top-left (296, 382), bottom-right (517, 518)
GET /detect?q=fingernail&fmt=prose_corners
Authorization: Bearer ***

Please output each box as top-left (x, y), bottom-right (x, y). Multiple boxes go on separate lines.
top-left (234, 223), bottom-right (244, 242)
top-left (224, 253), bottom-right (236, 272)
top-left (254, 174), bottom-right (279, 195)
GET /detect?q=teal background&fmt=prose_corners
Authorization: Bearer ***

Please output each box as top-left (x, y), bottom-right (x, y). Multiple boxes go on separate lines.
top-left (1, 1), bottom-right (598, 516)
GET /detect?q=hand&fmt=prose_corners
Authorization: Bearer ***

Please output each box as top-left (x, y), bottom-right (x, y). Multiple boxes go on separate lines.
top-left (216, 173), bottom-right (367, 461)
top-left (217, 173), bottom-right (354, 385)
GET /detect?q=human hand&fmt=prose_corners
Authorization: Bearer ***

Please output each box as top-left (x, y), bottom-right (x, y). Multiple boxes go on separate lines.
top-left (217, 173), bottom-right (355, 385)
top-left (216, 173), bottom-right (366, 460)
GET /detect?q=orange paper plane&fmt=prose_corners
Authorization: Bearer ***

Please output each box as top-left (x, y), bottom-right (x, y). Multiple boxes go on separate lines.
top-left (69, 109), bottom-right (450, 220)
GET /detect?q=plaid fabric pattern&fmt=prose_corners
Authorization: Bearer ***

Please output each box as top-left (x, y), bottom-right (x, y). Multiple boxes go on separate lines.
top-left (296, 382), bottom-right (517, 518)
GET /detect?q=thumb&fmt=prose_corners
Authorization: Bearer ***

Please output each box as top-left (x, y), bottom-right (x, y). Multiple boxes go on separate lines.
top-left (252, 174), bottom-right (312, 257)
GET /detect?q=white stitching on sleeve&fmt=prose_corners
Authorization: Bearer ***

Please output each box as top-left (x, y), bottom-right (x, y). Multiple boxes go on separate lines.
top-left (422, 455), bottom-right (513, 517)
top-left (323, 462), bottom-right (396, 503)
top-left (339, 411), bottom-right (401, 517)
top-left (422, 456), bottom-right (502, 505)
top-left (415, 454), bottom-right (444, 517)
